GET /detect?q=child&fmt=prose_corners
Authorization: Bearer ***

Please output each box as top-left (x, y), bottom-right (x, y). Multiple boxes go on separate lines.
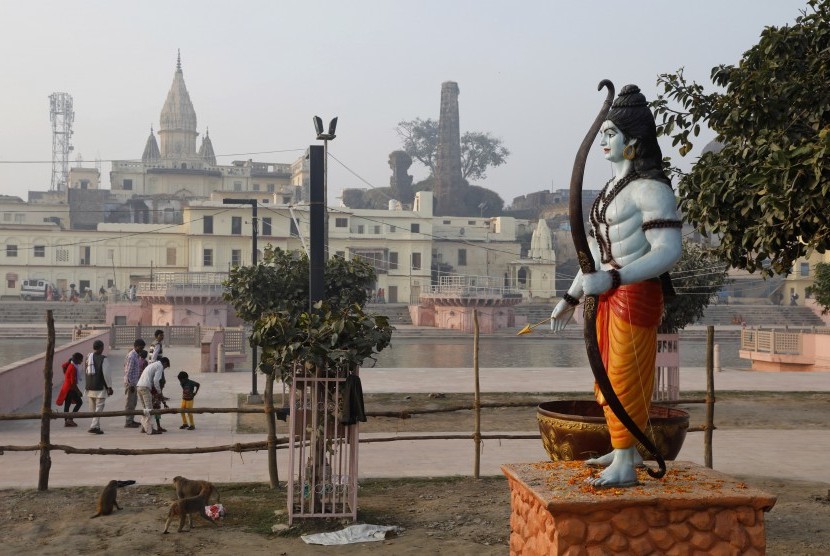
top-left (177, 371), bottom-right (200, 430)
top-left (56, 352), bottom-right (85, 426)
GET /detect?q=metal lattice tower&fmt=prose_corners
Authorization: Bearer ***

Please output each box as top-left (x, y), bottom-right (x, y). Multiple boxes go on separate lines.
top-left (49, 92), bottom-right (74, 191)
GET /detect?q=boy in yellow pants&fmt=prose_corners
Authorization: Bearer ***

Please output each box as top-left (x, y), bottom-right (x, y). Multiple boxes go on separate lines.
top-left (177, 371), bottom-right (200, 430)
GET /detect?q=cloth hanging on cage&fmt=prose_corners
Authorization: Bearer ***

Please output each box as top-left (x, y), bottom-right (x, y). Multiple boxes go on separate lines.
top-left (340, 373), bottom-right (366, 425)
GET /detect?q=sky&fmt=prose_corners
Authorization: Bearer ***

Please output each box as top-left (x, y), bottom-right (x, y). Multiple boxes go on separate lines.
top-left (0, 0), bottom-right (810, 207)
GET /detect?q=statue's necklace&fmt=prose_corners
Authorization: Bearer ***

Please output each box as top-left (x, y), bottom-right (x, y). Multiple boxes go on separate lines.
top-left (590, 172), bottom-right (641, 266)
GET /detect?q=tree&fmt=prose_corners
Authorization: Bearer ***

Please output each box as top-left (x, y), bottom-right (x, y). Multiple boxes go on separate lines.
top-left (661, 241), bottom-right (731, 333)
top-left (395, 119), bottom-right (510, 181)
top-left (813, 262), bottom-right (830, 314)
top-left (652, 0), bottom-right (830, 276)
top-left (223, 247), bottom-right (375, 322)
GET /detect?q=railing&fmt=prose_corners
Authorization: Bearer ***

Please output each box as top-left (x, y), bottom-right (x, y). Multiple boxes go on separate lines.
top-left (740, 329), bottom-right (803, 355)
top-left (423, 274), bottom-right (522, 298)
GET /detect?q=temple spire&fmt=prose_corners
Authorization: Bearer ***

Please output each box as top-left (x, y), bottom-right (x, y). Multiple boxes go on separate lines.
top-left (176, 49), bottom-right (182, 73)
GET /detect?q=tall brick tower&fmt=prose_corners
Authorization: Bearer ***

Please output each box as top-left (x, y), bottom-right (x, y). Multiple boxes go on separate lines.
top-left (434, 81), bottom-right (465, 216)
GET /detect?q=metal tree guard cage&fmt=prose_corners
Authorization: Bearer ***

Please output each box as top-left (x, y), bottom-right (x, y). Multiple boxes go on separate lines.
top-left (287, 363), bottom-right (359, 524)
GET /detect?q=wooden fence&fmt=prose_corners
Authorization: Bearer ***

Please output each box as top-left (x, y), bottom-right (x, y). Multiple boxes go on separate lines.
top-left (1, 311), bottom-right (716, 498)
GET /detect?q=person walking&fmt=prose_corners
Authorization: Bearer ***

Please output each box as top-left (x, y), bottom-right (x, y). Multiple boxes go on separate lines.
top-left (177, 371), bottom-right (200, 430)
top-left (85, 340), bottom-right (113, 434)
top-left (136, 356), bottom-right (169, 435)
top-left (123, 338), bottom-right (146, 428)
top-left (56, 352), bottom-right (84, 426)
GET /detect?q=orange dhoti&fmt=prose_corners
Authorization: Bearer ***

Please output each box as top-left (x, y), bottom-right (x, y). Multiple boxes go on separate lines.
top-left (594, 280), bottom-right (663, 449)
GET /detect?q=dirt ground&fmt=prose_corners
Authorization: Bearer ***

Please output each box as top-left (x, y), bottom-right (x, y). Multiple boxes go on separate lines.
top-left (2, 392), bottom-right (829, 555)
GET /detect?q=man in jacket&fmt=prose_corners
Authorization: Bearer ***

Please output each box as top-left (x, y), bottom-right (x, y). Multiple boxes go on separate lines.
top-left (85, 340), bottom-right (113, 434)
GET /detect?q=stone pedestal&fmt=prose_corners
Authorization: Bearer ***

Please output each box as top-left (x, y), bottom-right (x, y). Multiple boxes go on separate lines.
top-left (502, 461), bottom-right (776, 555)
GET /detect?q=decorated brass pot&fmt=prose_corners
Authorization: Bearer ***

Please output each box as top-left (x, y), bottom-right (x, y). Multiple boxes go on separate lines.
top-left (537, 400), bottom-right (689, 462)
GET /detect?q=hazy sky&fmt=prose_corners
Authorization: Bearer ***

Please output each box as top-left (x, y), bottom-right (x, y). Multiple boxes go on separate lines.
top-left (0, 1), bottom-right (809, 207)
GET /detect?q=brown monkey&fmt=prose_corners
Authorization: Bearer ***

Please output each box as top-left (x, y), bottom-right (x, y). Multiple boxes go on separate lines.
top-left (173, 475), bottom-right (220, 503)
top-left (172, 476), bottom-right (220, 528)
top-left (162, 486), bottom-right (220, 533)
top-left (90, 480), bottom-right (122, 518)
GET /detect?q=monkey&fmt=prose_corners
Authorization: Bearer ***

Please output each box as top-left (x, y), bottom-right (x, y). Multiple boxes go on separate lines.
top-left (91, 480), bottom-right (121, 518)
top-left (172, 476), bottom-right (220, 529)
top-left (173, 475), bottom-right (220, 503)
top-left (162, 486), bottom-right (220, 533)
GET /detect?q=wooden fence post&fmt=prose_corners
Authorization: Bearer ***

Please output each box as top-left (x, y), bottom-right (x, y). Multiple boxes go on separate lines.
top-left (704, 325), bottom-right (715, 469)
top-left (38, 311), bottom-right (56, 491)
top-left (473, 310), bottom-right (481, 479)
top-left (265, 371), bottom-right (279, 488)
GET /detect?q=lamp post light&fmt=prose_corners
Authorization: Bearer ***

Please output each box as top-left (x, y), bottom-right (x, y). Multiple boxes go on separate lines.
top-left (222, 198), bottom-right (260, 402)
top-left (313, 116), bottom-right (337, 253)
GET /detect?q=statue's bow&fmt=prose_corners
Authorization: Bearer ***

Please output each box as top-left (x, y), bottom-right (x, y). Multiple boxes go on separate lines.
top-left (569, 80), bottom-right (666, 479)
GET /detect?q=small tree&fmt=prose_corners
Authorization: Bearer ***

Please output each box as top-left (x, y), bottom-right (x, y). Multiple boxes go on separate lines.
top-left (661, 241), bottom-right (732, 333)
top-left (813, 262), bottom-right (830, 314)
top-left (396, 118), bottom-right (510, 181)
top-left (653, 0), bottom-right (830, 276)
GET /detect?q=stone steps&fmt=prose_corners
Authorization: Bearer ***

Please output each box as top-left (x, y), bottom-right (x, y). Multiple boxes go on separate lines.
top-left (0, 301), bottom-right (106, 324)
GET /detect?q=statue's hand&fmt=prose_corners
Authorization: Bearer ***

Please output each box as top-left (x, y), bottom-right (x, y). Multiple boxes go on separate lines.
top-left (582, 270), bottom-right (613, 296)
top-left (550, 299), bottom-right (575, 332)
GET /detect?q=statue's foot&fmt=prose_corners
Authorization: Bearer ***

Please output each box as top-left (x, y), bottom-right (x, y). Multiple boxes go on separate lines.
top-left (585, 449), bottom-right (644, 468)
top-left (585, 447), bottom-right (640, 488)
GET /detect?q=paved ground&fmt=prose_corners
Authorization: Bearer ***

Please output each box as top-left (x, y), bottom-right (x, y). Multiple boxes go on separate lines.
top-left (1, 344), bottom-right (829, 488)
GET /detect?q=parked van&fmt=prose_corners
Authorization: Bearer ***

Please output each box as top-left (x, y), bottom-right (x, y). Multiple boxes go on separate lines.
top-left (20, 279), bottom-right (53, 301)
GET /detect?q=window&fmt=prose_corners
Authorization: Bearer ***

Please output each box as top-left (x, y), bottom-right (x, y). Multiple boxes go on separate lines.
top-left (267, 184), bottom-right (275, 192)
top-left (34, 245), bottom-right (45, 258)
top-left (282, 196), bottom-right (291, 204)
top-left (7, 279), bottom-right (15, 289)
top-left (801, 262), bottom-right (810, 276)
top-left (410, 223), bottom-right (420, 233)
top-left (357, 225), bottom-right (365, 234)
top-left (443, 220), bottom-right (451, 225)
top-left (166, 247), bottom-right (176, 266)
top-left (389, 252), bottom-right (399, 270)
top-left (123, 179), bottom-right (133, 190)
top-left (56, 248), bottom-right (69, 262)
top-left (203, 215), bottom-right (214, 234)
top-left (234, 182), bottom-right (242, 192)
top-left (203, 248), bottom-right (213, 267)
top-left (6, 245), bottom-right (17, 257)
top-left (388, 225), bottom-right (396, 233)
top-left (411, 252), bottom-right (422, 270)
top-left (335, 251), bottom-right (346, 258)
top-left (374, 225), bottom-right (381, 234)
top-left (231, 216), bottom-right (242, 235)
top-left (253, 183), bottom-right (260, 191)
top-left (231, 249), bottom-right (242, 267)
top-left (290, 219), bottom-right (299, 237)
top-left (335, 218), bottom-right (348, 228)
top-left (468, 220), bottom-right (476, 225)
top-left (14, 214), bottom-right (23, 223)
top-left (458, 249), bottom-right (467, 266)
top-left (262, 217), bottom-right (272, 236)
top-left (107, 249), bottom-right (114, 261)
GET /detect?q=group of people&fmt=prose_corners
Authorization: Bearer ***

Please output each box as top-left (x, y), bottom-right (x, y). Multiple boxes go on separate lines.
top-left (56, 328), bottom-right (201, 434)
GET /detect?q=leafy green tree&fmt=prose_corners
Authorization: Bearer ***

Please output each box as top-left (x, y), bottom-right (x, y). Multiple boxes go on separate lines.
top-left (661, 241), bottom-right (731, 333)
top-left (395, 118), bottom-right (510, 181)
top-left (652, 0), bottom-right (830, 275)
top-left (813, 262), bottom-right (830, 314)
top-left (223, 246), bottom-right (375, 322)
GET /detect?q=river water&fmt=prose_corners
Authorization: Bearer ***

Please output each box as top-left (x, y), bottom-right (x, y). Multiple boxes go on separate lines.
top-left (0, 337), bottom-right (745, 370)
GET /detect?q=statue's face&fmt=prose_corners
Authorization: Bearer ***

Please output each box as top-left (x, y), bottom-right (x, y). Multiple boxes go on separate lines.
top-left (600, 121), bottom-right (626, 162)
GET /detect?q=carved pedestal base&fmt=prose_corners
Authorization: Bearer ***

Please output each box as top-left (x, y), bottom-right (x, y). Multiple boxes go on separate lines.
top-left (502, 461), bottom-right (776, 555)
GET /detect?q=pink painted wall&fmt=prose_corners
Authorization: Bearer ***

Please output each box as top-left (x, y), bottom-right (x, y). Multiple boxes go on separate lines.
top-left (0, 330), bottom-right (110, 413)
top-left (105, 303), bottom-right (151, 325)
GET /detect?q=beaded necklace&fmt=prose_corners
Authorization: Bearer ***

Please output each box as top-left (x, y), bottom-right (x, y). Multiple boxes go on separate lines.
top-left (589, 172), bottom-right (641, 266)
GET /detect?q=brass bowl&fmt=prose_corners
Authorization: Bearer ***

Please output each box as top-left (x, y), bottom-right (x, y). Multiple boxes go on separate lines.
top-left (536, 400), bottom-right (689, 462)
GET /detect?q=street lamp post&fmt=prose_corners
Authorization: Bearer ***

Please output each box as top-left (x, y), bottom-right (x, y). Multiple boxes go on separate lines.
top-left (313, 116), bottom-right (337, 254)
top-left (222, 198), bottom-right (260, 402)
